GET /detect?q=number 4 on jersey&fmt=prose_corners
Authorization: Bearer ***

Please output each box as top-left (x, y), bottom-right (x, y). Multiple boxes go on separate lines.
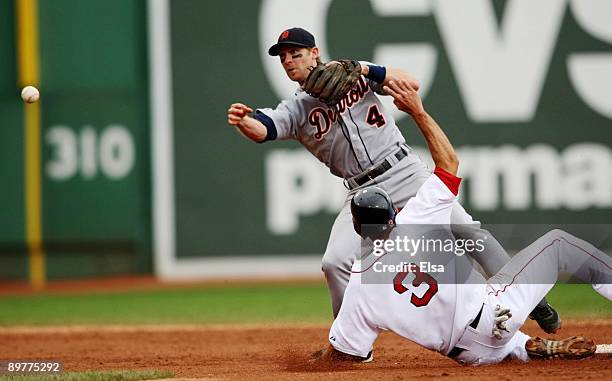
top-left (366, 104), bottom-right (386, 128)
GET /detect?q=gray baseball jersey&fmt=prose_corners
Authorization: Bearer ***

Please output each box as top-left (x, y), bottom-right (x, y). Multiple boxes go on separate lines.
top-left (252, 64), bottom-right (516, 319)
top-left (255, 75), bottom-right (406, 178)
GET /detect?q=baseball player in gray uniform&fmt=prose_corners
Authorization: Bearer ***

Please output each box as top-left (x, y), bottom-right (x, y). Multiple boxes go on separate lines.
top-left (227, 27), bottom-right (559, 332)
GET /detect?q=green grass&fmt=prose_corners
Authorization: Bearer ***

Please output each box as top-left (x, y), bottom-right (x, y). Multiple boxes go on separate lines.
top-left (0, 282), bottom-right (608, 326)
top-left (545, 283), bottom-right (611, 318)
top-left (0, 369), bottom-right (172, 381)
top-left (0, 283), bottom-right (332, 326)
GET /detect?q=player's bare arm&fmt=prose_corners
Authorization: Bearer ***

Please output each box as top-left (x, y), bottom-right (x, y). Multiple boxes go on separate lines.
top-left (227, 103), bottom-right (267, 142)
top-left (383, 67), bottom-right (420, 91)
top-left (359, 65), bottom-right (420, 91)
top-left (384, 80), bottom-right (458, 175)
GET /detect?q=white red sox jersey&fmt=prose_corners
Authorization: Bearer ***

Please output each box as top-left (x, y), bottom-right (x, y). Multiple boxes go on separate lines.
top-left (328, 168), bottom-right (487, 358)
top-left (254, 64), bottom-right (406, 178)
top-left (329, 168), bottom-right (612, 364)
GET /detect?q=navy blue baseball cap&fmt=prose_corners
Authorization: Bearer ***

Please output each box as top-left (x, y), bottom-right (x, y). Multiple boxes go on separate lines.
top-left (268, 27), bottom-right (316, 56)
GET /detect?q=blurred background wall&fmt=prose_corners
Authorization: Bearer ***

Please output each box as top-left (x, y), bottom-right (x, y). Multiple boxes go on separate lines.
top-left (0, 0), bottom-right (150, 282)
top-left (1, 0), bottom-right (611, 283)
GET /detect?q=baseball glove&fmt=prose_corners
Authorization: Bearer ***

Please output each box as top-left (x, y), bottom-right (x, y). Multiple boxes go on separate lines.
top-left (303, 59), bottom-right (362, 105)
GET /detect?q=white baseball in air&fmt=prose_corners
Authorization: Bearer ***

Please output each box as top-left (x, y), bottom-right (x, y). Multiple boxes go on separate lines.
top-left (21, 86), bottom-right (40, 103)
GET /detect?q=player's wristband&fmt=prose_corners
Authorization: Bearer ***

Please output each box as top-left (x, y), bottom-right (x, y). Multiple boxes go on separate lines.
top-left (252, 111), bottom-right (278, 142)
top-left (366, 65), bottom-right (386, 83)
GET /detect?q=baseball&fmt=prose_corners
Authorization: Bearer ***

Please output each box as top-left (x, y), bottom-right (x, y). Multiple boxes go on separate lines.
top-left (21, 86), bottom-right (40, 103)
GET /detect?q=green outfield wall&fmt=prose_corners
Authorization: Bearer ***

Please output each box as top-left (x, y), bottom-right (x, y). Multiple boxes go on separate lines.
top-left (0, 0), bottom-right (26, 279)
top-left (1, 0), bottom-right (611, 281)
top-left (167, 0), bottom-right (612, 260)
top-left (0, 0), bottom-right (150, 281)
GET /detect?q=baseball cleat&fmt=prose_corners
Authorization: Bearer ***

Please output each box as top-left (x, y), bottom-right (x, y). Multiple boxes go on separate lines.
top-left (529, 302), bottom-right (561, 334)
top-left (311, 345), bottom-right (373, 363)
top-left (361, 350), bottom-right (374, 363)
top-left (526, 336), bottom-right (596, 360)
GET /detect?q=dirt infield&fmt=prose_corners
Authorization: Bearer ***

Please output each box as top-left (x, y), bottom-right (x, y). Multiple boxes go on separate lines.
top-left (0, 320), bottom-right (610, 381)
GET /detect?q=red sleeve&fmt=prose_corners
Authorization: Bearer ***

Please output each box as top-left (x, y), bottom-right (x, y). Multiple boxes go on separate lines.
top-left (433, 167), bottom-right (461, 196)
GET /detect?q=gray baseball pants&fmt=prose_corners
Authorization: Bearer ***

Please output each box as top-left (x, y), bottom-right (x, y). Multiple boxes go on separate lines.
top-left (454, 228), bottom-right (611, 365)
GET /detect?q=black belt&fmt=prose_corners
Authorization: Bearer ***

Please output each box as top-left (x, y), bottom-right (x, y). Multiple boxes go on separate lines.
top-left (447, 304), bottom-right (484, 359)
top-left (345, 146), bottom-right (409, 190)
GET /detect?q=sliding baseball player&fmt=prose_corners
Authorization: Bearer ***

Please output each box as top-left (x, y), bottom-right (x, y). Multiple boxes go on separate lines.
top-left (312, 80), bottom-right (611, 365)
